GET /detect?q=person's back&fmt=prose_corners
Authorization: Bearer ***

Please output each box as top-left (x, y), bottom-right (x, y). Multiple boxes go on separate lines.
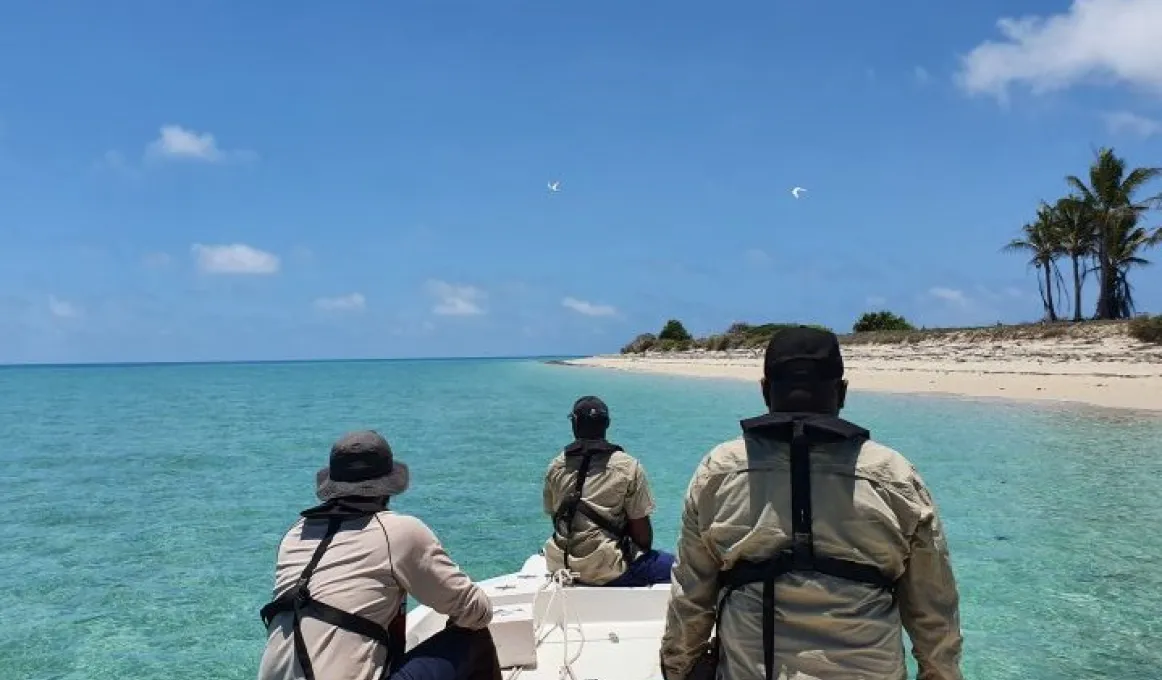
top-left (542, 396), bottom-right (675, 587)
top-left (258, 431), bottom-right (501, 680)
top-left (660, 328), bottom-right (963, 680)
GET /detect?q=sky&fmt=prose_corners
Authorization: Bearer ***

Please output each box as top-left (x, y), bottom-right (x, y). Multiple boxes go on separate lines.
top-left (2, 0), bottom-right (1162, 364)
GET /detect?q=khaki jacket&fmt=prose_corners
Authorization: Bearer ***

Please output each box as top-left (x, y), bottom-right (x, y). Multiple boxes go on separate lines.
top-left (542, 446), bottom-right (656, 584)
top-left (660, 427), bottom-right (963, 680)
top-left (258, 510), bottom-right (493, 680)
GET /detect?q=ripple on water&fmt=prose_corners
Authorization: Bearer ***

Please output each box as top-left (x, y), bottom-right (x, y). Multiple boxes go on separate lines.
top-left (1, 359), bottom-right (1160, 679)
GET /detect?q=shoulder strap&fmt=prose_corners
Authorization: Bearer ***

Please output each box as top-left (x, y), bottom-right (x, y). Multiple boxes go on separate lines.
top-left (557, 451), bottom-right (597, 571)
top-left (789, 420), bottom-right (814, 570)
top-left (260, 517), bottom-right (395, 680)
top-left (292, 518), bottom-right (344, 680)
top-left (553, 440), bottom-right (638, 570)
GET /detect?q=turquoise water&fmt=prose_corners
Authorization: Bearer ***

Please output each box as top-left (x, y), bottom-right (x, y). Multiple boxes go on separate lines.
top-left (2, 358), bottom-right (1161, 679)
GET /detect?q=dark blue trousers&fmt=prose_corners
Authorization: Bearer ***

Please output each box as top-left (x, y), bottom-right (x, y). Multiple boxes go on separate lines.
top-left (603, 549), bottom-right (676, 587)
top-left (390, 626), bottom-right (502, 680)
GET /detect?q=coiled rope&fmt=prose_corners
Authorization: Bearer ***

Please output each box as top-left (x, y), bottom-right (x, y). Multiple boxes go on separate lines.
top-left (504, 569), bottom-right (587, 680)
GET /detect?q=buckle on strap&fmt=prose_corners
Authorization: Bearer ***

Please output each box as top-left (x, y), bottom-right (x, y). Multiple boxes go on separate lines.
top-left (791, 533), bottom-right (814, 570)
top-left (293, 577), bottom-right (312, 604)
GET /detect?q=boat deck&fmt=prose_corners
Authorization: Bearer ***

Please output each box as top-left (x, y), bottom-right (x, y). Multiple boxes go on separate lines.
top-left (406, 555), bottom-right (672, 680)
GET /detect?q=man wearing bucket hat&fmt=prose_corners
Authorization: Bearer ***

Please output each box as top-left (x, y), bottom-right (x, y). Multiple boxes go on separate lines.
top-left (543, 395), bottom-right (676, 587)
top-left (258, 430), bottom-right (502, 680)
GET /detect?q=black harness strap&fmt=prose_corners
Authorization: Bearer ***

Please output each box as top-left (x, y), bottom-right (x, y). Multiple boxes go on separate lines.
top-left (716, 413), bottom-right (898, 680)
top-left (260, 511), bottom-right (394, 680)
top-left (789, 420), bottom-right (813, 571)
top-left (552, 440), bottom-right (633, 570)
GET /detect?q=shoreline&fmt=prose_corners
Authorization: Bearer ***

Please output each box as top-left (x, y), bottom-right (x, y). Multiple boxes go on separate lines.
top-left (558, 333), bottom-right (1162, 413)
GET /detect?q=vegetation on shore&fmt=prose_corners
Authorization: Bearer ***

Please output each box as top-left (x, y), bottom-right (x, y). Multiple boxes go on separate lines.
top-left (1003, 147), bottom-right (1161, 322)
top-left (620, 315), bottom-right (1162, 354)
top-left (621, 320), bottom-right (833, 353)
top-left (618, 147), bottom-right (1162, 354)
top-left (1129, 315), bottom-right (1162, 344)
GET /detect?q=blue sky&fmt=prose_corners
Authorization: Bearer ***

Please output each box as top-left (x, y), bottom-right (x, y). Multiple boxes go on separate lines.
top-left (2, 0), bottom-right (1162, 363)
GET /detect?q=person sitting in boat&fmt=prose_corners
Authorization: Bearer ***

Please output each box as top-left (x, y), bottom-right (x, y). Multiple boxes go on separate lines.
top-left (542, 395), bottom-right (676, 587)
top-left (659, 327), bottom-right (964, 680)
top-left (257, 430), bottom-right (503, 680)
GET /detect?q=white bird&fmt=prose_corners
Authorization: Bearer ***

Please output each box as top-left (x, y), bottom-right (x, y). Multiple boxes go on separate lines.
top-left (791, 186), bottom-right (807, 199)
top-left (548, 181), bottom-right (561, 192)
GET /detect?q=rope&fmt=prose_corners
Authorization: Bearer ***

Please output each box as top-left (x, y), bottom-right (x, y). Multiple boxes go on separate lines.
top-left (503, 569), bottom-right (587, 680)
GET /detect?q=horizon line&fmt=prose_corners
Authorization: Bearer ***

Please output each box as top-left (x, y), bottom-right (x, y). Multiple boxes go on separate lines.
top-left (0, 354), bottom-right (589, 371)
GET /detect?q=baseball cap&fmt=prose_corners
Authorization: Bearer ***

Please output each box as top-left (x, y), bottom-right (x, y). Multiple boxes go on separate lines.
top-left (763, 326), bottom-right (844, 382)
top-left (570, 395), bottom-right (610, 421)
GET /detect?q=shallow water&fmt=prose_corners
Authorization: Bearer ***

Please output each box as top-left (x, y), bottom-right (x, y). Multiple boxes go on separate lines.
top-left (1, 358), bottom-right (1159, 679)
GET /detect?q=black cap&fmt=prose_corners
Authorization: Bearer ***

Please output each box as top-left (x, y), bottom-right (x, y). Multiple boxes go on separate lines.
top-left (327, 430), bottom-right (395, 483)
top-left (570, 396), bottom-right (609, 421)
top-left (763, 326), bottom-right (844, 382)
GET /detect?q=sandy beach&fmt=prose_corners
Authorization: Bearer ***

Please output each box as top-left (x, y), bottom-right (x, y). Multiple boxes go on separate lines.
top-left (564, 326), bottom-right (1162, 412)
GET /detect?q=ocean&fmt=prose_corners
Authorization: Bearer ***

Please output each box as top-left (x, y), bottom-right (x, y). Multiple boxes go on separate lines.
top-left (2, 358), bottom-right (1160, 679)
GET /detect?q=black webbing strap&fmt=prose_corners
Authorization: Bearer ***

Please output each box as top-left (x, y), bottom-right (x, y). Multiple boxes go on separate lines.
top-left (260, 517), bottom-right (394, 680)
top-left (558, 451), bottom-right (597, 571)
top-left (790, 420), bottom-right (813, 571)
top-left (714, 419), bottom-right (896, 680)
top-left (554, 445), bottom-right (635, 570)
top-left (574, 501), bottom-right (634, 563)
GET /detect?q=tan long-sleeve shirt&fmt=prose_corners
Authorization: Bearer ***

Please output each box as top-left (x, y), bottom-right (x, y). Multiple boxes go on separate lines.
top-left (660, 433), bottom-right (963, 680)
top-left (258, 510), bottom-right (493, 680)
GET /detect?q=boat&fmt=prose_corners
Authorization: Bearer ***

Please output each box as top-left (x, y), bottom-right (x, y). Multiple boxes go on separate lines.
top-left (405, 553), bottom-right (673, 680)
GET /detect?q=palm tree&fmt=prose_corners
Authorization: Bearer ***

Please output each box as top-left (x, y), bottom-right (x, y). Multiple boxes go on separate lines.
top-left (1004, 202), bottom-right (1063, 321)
top-left (1107, 219), bottom-right (1162, 318)
top-left (1051, 196), bottom-right (1096, 322)
top-left (1066, 148), bottom-right (1162, 319)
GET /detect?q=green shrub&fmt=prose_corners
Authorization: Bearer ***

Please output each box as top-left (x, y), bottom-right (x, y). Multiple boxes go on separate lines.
top-left (620, 333), bottom-right (657, 354)
top-left (658, 319), bottom-right (692, 342)
top-left (656, 338), bottom-right (692, 352)
top-left (1129, 314), bottom-right (1162, 344)
top-left (853, 311), bottom-right (915, 333)
top-left (705, 334), bottom-right (731, 352)
top-left (622, 319), bottom-right (832, 354)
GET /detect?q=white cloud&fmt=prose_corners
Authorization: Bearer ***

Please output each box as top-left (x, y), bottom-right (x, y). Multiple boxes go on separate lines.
top-left (1103, 110), bottom-right (1162, 137)
top-left (562, 296), bottom-right (617, 317)
top-left (957, 0), bottom-right (1162, 100)
top-left (914, 66), bottom-right (931, 84)
top-left (314, 293), bottom-right (366, 312)
top-left (143, 252), bottom-right (172, 268)
top-left (48, 295), bottom-right (80, 319)
top-left (191, 243), bottom-right (280, 275)
top-left (145, 124), bottom-right (255, 163)
top-left (426, 280), bottom-right (486, 316)
top-left (928, 287), bottom-right (970, 307)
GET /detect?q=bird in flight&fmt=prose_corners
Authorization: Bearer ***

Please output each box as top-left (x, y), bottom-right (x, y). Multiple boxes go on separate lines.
top-left (791, 186), bottom-right (807, 199)
top-left (548, 181), bottom-right (561, 192)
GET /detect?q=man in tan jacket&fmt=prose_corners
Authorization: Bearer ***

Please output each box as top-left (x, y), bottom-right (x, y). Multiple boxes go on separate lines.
top-left (660, 327), bottom-right (964, 680)
top-left (258, 430), bottom-right (501, 680)
top-left (543, 396), bottom-right (675, 587)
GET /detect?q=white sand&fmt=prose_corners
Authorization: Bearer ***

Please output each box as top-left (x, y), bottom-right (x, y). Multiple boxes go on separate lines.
top-left (563, 332), bottom-right (1162, 412)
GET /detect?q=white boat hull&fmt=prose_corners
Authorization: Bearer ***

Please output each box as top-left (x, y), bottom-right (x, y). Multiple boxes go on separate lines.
top-left (406, 554), bottom-right (673, 680)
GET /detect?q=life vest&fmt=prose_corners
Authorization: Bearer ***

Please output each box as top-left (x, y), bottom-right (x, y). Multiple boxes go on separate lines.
top-left (550, 439), bottom-right (636, 572)
top-left (714, 412), bottom-right (899, 680)
top-left (259, 498), bottom-right (406, 680)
